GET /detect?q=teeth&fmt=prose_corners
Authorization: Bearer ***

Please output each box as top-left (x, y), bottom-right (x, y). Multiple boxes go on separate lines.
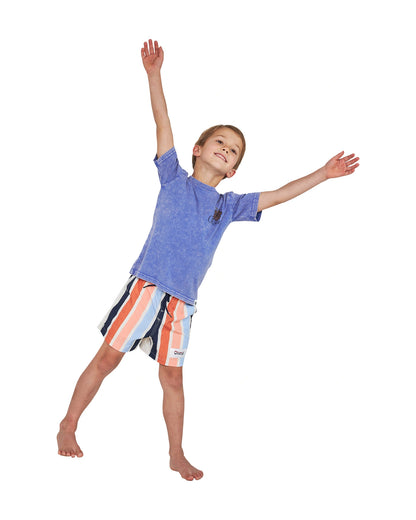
top-left (215, 153), bottom-right (226, 162)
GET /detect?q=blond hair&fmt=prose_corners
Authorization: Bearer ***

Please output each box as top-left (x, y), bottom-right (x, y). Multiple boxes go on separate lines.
top-left (192, 125), bottom-right (246, 170)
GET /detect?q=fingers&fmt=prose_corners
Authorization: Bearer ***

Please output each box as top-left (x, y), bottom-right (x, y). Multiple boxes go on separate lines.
top-left (327, 150), bottom-right (360, 177)
top-left (154, 40), bottom-right (164, 59)
top-left (346, 156), bottom-right (359, 166)
top-left (335, 152), bottom-right (360, 165)
top-left (141, 39), bottom-right (161, 58)
top-left (142, 40), bottom-right (150, 58)
top-left (345, 159), bottom-right (360, 174)
top-left (332, 152), bottom-right (360, 167)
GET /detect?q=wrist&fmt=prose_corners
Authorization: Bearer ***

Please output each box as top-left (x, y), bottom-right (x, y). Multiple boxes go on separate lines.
top-left (147, 69), bottom-right (162, 80)
top-left (317, 166), bottom-right (329, 182)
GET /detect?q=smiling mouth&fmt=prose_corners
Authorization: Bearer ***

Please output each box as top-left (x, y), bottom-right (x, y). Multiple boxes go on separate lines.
top-left (215, 153), bottom-right (227, 163)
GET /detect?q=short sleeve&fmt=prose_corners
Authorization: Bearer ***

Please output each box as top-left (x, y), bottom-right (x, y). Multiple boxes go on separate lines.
top-left (153, 147), bottom-right (187, 185)
top-left (229, 192), bottom-right (262, 222)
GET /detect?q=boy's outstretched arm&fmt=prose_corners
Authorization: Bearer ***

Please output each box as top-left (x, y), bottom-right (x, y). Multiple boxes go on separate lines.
top-left (141, 39), bottom-right (173, 158)
top-left (257, 151), bottom-right (360, 211)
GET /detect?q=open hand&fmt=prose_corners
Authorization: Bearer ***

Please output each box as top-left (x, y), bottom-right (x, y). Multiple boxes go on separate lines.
top-left (324, 151), bottom-right (360, 179)
top-left (141, 39), bottom-right (164, 75)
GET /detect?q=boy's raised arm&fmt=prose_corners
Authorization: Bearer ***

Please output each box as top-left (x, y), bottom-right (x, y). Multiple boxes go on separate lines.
top-left (141, 39), bottom-right (174, 159)
top-left (257, 151), bottom-right (360, 211)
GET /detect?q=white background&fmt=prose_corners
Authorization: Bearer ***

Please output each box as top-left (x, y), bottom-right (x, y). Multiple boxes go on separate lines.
top-left (1, 0), bottom-right (415, 518)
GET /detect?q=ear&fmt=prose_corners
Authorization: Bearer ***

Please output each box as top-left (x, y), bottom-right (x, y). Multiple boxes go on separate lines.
top-left (193, 145), bottom-right (201, 158)
top-left (225, 169), bottom-right (236, 179)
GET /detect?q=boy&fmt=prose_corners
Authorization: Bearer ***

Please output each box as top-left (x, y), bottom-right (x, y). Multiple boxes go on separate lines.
top-left (57, 39), bottom-right (359, 481)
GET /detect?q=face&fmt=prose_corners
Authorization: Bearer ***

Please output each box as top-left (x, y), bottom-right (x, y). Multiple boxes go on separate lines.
top-left (194, 128), bottom-right (243, 177)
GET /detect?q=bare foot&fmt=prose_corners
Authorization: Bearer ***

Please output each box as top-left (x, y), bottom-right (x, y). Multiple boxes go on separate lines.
top-left (170, 452), bottom-right (203, 481)
top-left (57, 427), bottom-right (84, 458)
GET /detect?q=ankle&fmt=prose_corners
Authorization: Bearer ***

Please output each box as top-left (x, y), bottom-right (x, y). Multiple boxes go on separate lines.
top-left (169, 448), bottom-right (184, 458)
top-left (59, 417), bottom-right (78, 432)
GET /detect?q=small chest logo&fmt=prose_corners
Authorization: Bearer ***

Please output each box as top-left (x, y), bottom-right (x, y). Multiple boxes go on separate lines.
top-left (208, 209), bottom-right (222, 225)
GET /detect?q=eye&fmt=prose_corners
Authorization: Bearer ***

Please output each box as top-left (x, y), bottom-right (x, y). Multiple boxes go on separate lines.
top-left (216, 139), bottom-right (223, 145)
top-left (231, 149), bottom-right (237, 155)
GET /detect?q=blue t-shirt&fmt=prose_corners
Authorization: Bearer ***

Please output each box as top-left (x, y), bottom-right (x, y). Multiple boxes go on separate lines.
top-left (129, 147), bottom-right (262, 304)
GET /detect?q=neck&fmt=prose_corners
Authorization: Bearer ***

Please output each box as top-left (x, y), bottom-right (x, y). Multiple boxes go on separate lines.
top-left (192, 163), bottom-right (225, 188)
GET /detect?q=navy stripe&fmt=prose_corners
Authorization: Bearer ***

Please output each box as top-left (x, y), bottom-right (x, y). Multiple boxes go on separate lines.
top-left (130, 338), bottom-right (141, 352)
top-left (100, 276), bottom-right (136, 336)
top-left (147, 293), bottom-right (171, 360)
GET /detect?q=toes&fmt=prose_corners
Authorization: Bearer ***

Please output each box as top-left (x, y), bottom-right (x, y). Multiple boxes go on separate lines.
top-left (184, 469), bottom-right (203, 481)
top-left (58, 447), bottom-right (83, 458)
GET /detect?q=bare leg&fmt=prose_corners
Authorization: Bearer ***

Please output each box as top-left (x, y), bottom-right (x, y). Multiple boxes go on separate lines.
top-left (57, 341), bottom-right (125, 457)
top-left (158, 365), bottom-right (203, 480)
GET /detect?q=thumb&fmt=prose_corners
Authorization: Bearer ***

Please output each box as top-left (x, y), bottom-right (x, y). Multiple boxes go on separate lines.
top-left (333, 151), bottom-right (344, 160)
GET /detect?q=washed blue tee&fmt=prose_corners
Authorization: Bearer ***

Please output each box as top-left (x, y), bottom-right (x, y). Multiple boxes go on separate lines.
top-left (130, 147), bottom-right (262, 304)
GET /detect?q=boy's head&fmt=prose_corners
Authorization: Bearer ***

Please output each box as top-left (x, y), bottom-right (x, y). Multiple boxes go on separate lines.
top-left (192, 125), bottom-right (246, 178)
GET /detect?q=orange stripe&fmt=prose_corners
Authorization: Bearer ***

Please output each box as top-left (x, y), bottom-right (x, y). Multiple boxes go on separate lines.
top-left (111, 283), bottom-right (156, 350)
top-left (157, 297), bottom-right (180, 365)
top-left (105, 278), bottom-right (145, 346)
top-left (170, 300), bottom-right (186, 351)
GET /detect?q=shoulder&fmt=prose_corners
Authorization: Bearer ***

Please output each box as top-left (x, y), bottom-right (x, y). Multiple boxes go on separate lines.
top-left (154, 147), bottom-right (188, 185)
top-left (223, 191), bottom-right (262, 222)
top-left (154, 146), bottom-right (178, 165)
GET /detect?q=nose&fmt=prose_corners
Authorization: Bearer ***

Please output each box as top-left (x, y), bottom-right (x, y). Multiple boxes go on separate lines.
top-left (222, 146), bottom-right (229, 154)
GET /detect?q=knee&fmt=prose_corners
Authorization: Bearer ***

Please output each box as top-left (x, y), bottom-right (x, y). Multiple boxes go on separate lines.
top-left (94, 342), bottom-right (123, 376)
top-left (159, 366), bottom-right (183, 391)
top-left (96, 357), bottom-right (117, 376)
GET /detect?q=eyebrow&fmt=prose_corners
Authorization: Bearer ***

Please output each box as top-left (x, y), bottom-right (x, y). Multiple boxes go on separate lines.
top-left (216, 135), bottom-right (241, 151)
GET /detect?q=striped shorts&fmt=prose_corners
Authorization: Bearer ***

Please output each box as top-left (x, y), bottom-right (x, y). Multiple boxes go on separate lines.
top-left (98, 275), bottom-right (196, 367)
